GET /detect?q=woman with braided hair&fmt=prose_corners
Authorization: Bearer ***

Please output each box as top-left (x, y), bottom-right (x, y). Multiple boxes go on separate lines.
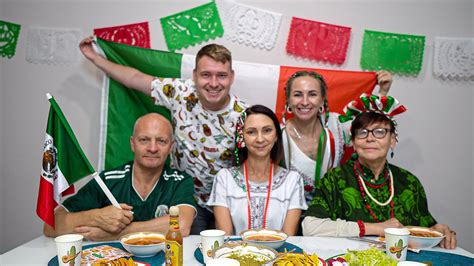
top-left (207, 105), bottom-right (307, 236)
top-left (302, 95), bottom-right (457, 249)
top-left (282, 70), bottom-right (393, 204)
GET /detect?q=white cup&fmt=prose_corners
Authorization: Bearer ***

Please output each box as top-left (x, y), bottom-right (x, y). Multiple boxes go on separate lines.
top-left (200, 229), bottom-right (225, 263)
top-left (54, 234), bottom-right (83, 266)
top-left (385, 228), bottom-right (410, 262)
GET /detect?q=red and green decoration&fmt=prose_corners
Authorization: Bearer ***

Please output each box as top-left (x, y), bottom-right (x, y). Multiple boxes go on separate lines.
top-left (339, 93), bottom-right (407, 140)
top-left (94, 21), bottom-right (151, 48)
top-left (360, 30), bottom-right (425, 76)
top-left (286, 17), bottom-right (351, 65)
top-left (339, 94), bottom-right (407, 122)
top-left (160, 1), bottom-right (223, 51)
top-left (0, 20), bottom-right (21, 59)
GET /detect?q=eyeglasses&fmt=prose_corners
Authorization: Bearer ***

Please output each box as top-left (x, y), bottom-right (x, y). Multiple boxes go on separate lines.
top-left (354, 128), bottom-right (391, 139)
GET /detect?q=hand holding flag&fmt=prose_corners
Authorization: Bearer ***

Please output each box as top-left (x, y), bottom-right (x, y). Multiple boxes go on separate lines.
top-left (37, 93), bottom-right (122, 228)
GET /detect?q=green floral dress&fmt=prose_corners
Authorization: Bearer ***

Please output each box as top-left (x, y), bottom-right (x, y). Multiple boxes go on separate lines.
top-left (306, 159), bottom-right (437, 227)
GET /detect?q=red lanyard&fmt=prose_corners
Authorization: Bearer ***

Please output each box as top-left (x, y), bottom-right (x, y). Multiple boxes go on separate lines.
top-left (244, 160), bottom-right (273, 229)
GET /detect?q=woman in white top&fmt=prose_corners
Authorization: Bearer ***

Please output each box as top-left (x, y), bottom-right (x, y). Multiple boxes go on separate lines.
top-left (208, 105), bottom-right (307, 236)
top-left (282, 70), bottom-right (393, 204)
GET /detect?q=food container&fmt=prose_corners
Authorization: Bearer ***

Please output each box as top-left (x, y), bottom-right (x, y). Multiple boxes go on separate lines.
top-left (119, 232), bottom-right (166, 257)
top-left (240, 228), bottom-right (288, 249)
top-left (212, 242), bottom-right (278, 265)
top-left (405, 226), bottom-right (445, 249)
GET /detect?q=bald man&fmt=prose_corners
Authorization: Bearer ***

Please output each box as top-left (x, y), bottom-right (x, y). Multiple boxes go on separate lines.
top-left (44, 113), bottom-right (196, 241)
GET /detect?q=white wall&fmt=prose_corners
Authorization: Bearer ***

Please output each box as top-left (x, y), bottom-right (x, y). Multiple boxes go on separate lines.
top-left (1, 0), bottom-right (472, 254)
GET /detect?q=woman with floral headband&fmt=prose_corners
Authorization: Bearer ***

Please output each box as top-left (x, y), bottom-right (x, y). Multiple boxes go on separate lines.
top-left (282, 70), bottom-right (393, 204)
top-left (207, 105), bottom-right (307, 236)
top-left (302, 94), bottom-right (457, 249)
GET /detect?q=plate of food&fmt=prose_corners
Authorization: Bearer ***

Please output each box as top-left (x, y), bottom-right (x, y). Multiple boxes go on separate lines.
top-left (47, 242), bottom-right (162, 266)
top-left (240, 228), bottom-right (288, 249)
top-left (273, 252), bottom-right (325, 266)
top-left (212, 242), bottom-right (277, 265)
top-left (120, 232), bottom-right (166, 257)
top-left (405, 226), bottom-right (445, 249)
top-left (326, 248), bottom-right (397, 266)
top-left (193, 237), bottom-right (303, 264)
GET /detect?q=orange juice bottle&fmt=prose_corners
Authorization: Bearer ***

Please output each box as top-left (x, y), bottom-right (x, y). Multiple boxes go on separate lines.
top-left (165, 206), bottom-right (183, 266)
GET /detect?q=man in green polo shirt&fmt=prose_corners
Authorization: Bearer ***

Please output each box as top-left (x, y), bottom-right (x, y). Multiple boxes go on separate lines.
top-left (44, 113), bottom-right (196, 241)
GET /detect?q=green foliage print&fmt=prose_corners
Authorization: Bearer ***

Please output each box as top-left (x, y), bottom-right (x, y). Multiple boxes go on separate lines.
top-left (311, 196), bottom-right (330, 213)
top-left (420, 215), bottom-right (435, 227)
top-left (342, 187), bottom-right (362, 216)
top-left (399, 189), bottom-right (415, 213)
top-left (338, 179), bottom-right (346, 190)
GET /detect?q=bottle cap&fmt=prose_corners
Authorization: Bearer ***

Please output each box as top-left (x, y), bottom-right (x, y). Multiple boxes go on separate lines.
top-left (169, 206), bottom-right (179, 216)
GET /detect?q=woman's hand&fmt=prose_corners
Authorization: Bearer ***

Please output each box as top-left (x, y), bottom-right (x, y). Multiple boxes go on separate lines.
top-left (365, 218), bottom-right (403, 236)
top-left (376, 70), bottom-right (393, 96)
top-left (431, 224), bottom-right (457, 249)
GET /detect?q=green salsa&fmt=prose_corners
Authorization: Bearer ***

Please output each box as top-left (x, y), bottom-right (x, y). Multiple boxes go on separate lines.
top-left (227, 252), bottom-right (272, 265)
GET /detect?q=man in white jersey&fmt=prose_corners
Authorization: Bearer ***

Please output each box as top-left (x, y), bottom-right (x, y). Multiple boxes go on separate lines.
top-left (80, 38), bottom-right (247, 234)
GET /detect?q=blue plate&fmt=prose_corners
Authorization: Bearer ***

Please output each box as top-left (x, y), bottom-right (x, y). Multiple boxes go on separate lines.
top-left (47, 242), bottom-right (165, 266)
top-left (406, 250), bottom-right (474, 265)
top-left (327, 250), bottom-right (474, 266)
top-left (193, 237), bottom-right (303, 264)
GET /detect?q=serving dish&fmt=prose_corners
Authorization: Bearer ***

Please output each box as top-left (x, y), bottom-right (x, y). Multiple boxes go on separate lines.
top-left (240, 228), bottom-right (288, 249)
top-left (405, 226), bottom-right (444, 249)
top-left (212, 242), bottom-right (278, 265)
top-left (119, 232), bottom-right (166, 257)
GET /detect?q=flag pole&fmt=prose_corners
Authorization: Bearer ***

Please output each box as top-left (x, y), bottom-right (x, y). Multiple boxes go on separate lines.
top-left (92, 173), bottom-right (122, 208)
top-left (46, 93), bottom-right (122, 210)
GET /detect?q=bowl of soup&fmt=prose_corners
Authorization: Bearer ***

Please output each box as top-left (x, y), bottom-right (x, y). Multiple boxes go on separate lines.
top-left (240, 228), bottom-right (288, 249)
top-left (120, 232), bottom-right (166, 257)
top-left (212, 242), bottom-right (277, 265)
top-left (405, 226), bottom-right (445, 249)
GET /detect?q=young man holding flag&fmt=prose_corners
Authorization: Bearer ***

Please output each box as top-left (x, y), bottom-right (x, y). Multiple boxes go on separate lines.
top-left (44, 113), bottom-right (196, 240)
top-left (80, 37), bottom-right (247, 234)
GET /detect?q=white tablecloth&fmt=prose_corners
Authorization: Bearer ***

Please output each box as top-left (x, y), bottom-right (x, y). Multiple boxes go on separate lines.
top-left (1, 235), bottom-right (472, 265)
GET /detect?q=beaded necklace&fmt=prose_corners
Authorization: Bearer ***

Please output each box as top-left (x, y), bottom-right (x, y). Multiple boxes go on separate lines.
top-left (354, 160), bottom-right (394, 222)
top-left (356, 161), bottom-right (389, 189)
top-left (244, 160), bottom-right (273, 229)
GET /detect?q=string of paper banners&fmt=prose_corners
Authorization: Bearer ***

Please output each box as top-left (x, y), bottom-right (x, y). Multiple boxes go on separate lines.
top-left (1, 0), bottom-right (472, 79)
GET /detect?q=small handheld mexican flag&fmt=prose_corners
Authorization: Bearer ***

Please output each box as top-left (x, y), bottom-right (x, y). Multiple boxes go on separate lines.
top-left (37, 93), bottom-right (120, 228)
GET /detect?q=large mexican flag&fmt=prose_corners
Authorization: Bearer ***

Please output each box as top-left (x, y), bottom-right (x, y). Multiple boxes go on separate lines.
top-left (37, 94), bottom-right (96, 228)
top-left (95, 38), bottom-right (377, 171)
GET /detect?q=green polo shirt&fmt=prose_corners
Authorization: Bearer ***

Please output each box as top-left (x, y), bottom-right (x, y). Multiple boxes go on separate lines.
top-left (62, 162), bottom-right (196, 221)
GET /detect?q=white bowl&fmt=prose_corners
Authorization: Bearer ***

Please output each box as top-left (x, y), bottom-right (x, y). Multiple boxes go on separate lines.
top-left (212, 242), bottom-right (277, 265)
top-left (120, 232), bottom-right (166, 257)
top-left (240, 228), bottom-right (288, 249)
top-left (406, 226), bottom-right (445, 249)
